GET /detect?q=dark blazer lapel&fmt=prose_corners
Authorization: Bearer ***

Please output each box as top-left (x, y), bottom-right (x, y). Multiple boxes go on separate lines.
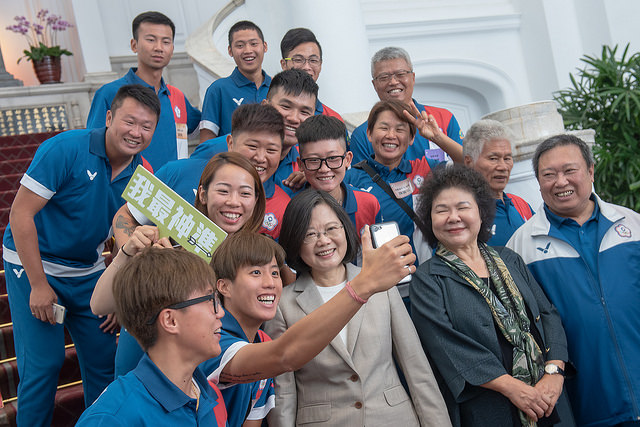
top-left (294, 273), bottom-right (356, 369)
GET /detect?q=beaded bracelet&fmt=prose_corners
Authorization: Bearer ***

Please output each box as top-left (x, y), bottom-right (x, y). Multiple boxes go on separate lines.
top-left (345, 281), bottom-right (368, 304)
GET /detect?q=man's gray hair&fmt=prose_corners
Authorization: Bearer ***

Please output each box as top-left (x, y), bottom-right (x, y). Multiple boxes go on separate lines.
top-left (463, 119), bottom-right (514, 162)
top-left (371, 46), bottom-right (413, 77)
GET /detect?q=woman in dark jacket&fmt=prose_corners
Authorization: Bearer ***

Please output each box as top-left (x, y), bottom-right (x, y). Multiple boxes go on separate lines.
top-left (410, 164), bottom-right (574, 427)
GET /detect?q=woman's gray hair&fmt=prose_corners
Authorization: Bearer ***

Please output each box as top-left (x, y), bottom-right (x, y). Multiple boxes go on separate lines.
top-left (463, 119), bottom-right (514, 162)
top-left (371, 46), bottom-right (413, 77)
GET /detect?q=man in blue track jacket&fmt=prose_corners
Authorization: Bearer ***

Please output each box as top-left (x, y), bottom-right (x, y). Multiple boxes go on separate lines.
top-left (507, 134), bottom-right (640, 427)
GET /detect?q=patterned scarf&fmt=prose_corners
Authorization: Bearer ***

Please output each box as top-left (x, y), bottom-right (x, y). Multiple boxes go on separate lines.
top-left (436, 242), bottom-right (544, 427)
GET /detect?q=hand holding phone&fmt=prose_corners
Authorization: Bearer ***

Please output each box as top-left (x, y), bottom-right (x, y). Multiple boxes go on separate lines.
top-left (52, 303), bottom-right (66, 324)
top-left (370, 222), bottom-right (412, 284)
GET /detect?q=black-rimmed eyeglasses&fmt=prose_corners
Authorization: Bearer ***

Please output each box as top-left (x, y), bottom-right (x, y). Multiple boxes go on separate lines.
top-left (146, 292), bottom-right (221, 325)
top-left (300, 154), bottom-right (346, 171)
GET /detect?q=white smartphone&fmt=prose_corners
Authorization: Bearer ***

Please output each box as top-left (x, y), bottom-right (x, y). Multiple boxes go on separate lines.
top-left (52, 303), bottom-right (66, 324)
top-left (370, 222), bottom-right (412, 284)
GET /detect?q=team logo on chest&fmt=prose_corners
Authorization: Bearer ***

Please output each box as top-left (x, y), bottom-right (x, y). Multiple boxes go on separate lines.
top-left (174, 105), bottom-right (181, 119)
top-left (263, 213), bottom-right (278, 231)
top-left (615, 223), bottom-right (632, 238)
top-left (87, 170), bottom-right (97, 181)
top-left (232, 97), bottom-right (244, 106)
top-left (412, 175), bottom-right (424, 189)
top-left (536, 242), bottom-right (551, 254)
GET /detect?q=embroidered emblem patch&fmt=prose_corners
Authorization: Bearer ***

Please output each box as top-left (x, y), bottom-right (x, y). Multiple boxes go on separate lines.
top-left (536, 242), bottom-right (551, 254)
top-left (412, 175), bottom-right (424, 188)
top-left (174, 105), bottom-right (181, 118)
top-left (263, 213), bottom-right (278, 231)
top-left (615, 223), bottom-right (632, 238)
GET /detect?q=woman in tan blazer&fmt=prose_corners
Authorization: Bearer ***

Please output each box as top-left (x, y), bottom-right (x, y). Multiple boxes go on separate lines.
top-left (265, 189), bottom-right (451, 426)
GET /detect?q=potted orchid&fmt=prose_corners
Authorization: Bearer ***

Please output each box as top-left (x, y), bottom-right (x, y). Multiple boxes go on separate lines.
top-left (5, 9), bottom-right (74, 83)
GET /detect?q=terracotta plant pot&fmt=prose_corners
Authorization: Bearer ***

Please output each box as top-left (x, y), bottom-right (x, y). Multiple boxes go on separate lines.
top-left (32, 56), bottom-right (62, 84)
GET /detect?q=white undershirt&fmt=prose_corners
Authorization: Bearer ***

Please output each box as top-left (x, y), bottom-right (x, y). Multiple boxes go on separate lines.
top-left (315, 280), bottom-right (348, 345)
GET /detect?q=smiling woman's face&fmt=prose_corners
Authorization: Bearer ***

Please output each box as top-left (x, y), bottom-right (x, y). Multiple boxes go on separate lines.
top-left (198, 164), bottom-right (257, 234)
top-left (367, 110), bottom-right (412, 170)
top-left (299, 203), bottom-right (347, 274)
top-left (431, 187), bottom-right (481, 252)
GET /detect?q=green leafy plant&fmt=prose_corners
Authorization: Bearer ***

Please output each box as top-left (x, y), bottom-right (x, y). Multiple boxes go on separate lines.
top-left (5, 9), bottom-right (73, 63)
top-left (554, 44), bottom-right (640, 212)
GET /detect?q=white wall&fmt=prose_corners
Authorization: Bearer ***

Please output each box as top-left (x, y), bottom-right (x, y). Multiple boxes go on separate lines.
top-left (2, 0), bottom-right (634, 132)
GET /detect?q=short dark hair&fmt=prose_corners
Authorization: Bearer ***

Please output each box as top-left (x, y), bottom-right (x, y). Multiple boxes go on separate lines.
top-left (267, 69), bottom-right (319, 102)
top-left (211, 231), bottom-right (285, 283)
top-left (417, 164), bottom-right (496, 248)
top-left (279, 189), bottom-right (360, 274)
top-left (280, 28), bottom-right (322, 59)
top-left (132, 11), bottom-right (175, 40)
top-left (366, 100), bottom-right (417, 140)
top-left (532, 134), bottom-right (595, 180)
top-left (114, 248), bottom-right (215, 350)
top-left (228, 20), bottom-right (264, 45)
top-left (231, 104), bottom-right (284, 142)
top-left (296, 115), bottom-right (347, 153)
top-left (110, 84), bottom-right (161, 120)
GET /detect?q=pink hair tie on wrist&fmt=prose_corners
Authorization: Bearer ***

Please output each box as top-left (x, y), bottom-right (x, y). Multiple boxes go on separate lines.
top-left (345, 281), bottom-right (368, 304)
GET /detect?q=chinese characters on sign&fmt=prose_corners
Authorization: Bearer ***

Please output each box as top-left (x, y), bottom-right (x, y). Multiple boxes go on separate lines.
top-left (122, 166), bottom-right (227, 261)
top-left (0, 105), bottom-right (68, 136)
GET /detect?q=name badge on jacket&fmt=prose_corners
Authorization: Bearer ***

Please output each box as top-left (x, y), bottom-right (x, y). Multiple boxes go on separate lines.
top-left (390, 179), bottom-right (414, 199)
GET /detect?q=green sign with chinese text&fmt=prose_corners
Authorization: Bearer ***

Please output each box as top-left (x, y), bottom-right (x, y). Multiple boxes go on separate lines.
top-left (122, 165), bottom-right (227, 262)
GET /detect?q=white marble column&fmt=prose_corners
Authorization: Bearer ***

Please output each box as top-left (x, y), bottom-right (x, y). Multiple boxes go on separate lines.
top-left (253, 0), bottom-right (377, 115)
top-left (70, 0), bottom-right (117, 84)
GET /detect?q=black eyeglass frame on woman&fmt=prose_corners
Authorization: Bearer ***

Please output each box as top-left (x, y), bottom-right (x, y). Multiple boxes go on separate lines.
top-left (300, 154), bottom-right (347, 171)
top-left (146, 292), bottom-right (221, 325)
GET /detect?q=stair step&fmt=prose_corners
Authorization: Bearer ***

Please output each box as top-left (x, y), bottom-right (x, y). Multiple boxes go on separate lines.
top-left (0, 175), bottom-right (21, 192)
top-left (0, 323), bottom-right (14, 360)
top-left (0, 144), bottom-right (40, 162)
top-left (52, 382), bottom-right (85, 426)
top-left (0, 322), bottom-right (75, 362)
top-left (0, 381), bottom-right (85, 427)
top-left (0, 160), bottom-right (30, 178)
top-left (0, 359), bottom-right (17, 407)
top-left (0, 344), bottom-right (81, 401)
top-left (0, 295), bottom-right (10, 325)
top-left (0, 400), bottom-right (17, 427)
top-left (0, 131), bottom-right (61, 148)
top-left (0, 209), bottom-right (8, 231)
top-left (0, 190), bottom-right (17, 211)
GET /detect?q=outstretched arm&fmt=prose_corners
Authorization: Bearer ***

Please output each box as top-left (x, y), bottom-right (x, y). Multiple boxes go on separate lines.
top-left (220, 226), bottom-right (416, 383)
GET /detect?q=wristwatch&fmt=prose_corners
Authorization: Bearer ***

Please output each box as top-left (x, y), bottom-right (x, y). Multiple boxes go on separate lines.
top-left (544, 363), bottom-right (566, 377)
